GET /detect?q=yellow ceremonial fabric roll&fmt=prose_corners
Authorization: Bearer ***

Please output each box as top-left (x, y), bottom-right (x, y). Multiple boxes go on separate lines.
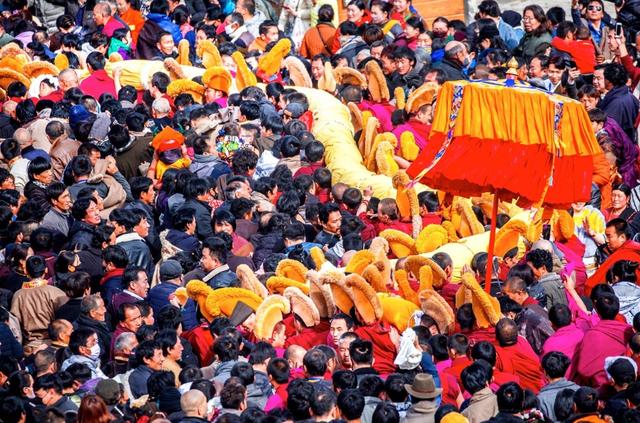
top-left (296, 86), bottom-right (429, 198)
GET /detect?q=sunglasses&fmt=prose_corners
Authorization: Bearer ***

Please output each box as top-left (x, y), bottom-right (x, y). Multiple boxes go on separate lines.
top-left (587, 5), bottom-right (602, 11)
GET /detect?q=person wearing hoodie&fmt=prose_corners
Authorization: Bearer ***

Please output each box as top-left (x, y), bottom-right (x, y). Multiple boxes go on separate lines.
top-left (572, 292), bottom-right (635, 387)
top-left (189, 135), bottom-right (231, 180)
top-left (538, 352), bottom-right (580, 421)
top-left (61, 327), bottom-right (107, 379)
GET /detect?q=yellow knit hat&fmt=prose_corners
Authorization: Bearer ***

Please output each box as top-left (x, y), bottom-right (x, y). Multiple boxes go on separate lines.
top-left (307, 269), bottom-right (336, 318)
top-left (494, 219), bottom-right (527, 258)
top-left (405, 82), bottom-right (438, 114)
top-left (320, 267), bottom-right (354, 315)
top-left (419, 288), bottom-right (455, 333)
top-left (166, 79), bottom-right (205, 104)
top-left (185, 281), bottom-right (262, 322)
top-left (266, 276), bottom-right (310, 295)
top-left (284, 286), bottom-right (321, 327)
top-left (236, 264), bottom-right (269, 299)
top-left (231, 51), bottom-right (257, 91)
top-left (416, 224), bottom-right (449, 254)
top-left (345, 249), bottom-right (376, 274)
top-left (196, 39), bottom-right (222, 68)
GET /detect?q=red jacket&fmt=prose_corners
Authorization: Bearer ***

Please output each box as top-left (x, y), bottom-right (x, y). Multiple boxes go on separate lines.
top-left (621, 54), bottom-right (640, 91)
top-left (443, 356), bottom-right (472, 388)
top-left (550, 37), bottom-right (596, 74)
top-left (182, 323), bottom-right (215, 366)
top-left (79, 69), bottom-right (117, 100)
top-left (294, 161), bottom-right (324, 178)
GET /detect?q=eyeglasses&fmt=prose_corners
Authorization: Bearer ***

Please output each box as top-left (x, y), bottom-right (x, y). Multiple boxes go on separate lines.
top-left (587, 5), bottom-right (602, 11)
top-left (522, 16), bottom-right (536, 21)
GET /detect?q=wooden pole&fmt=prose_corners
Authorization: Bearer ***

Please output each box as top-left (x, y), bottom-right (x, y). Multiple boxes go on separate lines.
top-left (485, 192), bottom-right (499, 293)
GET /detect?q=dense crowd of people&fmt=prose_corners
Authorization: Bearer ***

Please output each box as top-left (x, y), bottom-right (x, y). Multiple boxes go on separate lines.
top-left (1, 0), bottom-right (640, 422)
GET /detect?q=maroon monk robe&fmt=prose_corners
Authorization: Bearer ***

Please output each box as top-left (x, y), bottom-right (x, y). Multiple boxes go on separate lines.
top-left (496, 337), bottom-right (544, 393)
top-left (571, 319), bottom-right (634, 387)
top-left (355, 322), bottom-right (398, 375)
top-left (285, 320), bottom-right (331, 350)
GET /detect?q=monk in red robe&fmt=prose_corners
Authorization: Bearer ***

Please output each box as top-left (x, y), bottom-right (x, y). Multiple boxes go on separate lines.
top-left (585, 224), bottom-right (640, 296)
top-left (443, 334), bottom-right (472, 387)
top-left (494, 319), bottom-right (544, 393)
top-left (355, 321), bottom-right (398, 375)
top-left (285, 315), bottom-right (331, 350)
top-left (571, 292), bottom-right (634, 387)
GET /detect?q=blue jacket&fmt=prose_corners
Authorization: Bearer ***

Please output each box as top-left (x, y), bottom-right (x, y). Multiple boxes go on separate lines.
top-left (165, 229), bottom-right (200, 255)
top-left (146, 13), bottom-right (183, 44)
top-left (129, 365), bottom-right (154, 398)
top-left (101, 274), bottom-right (123, 308)
top-left (148, 282), bottom-right (198, 330)
top-left (599, 85), bottom-right (640, 141)
top-left (0, 322), bottom-right (23, 358)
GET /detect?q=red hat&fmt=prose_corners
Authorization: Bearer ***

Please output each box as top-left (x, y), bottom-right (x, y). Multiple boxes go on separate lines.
top-left (152, 126), bottom-right (185, 153)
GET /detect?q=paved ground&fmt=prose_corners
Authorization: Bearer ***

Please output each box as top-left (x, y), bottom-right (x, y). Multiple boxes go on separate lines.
top-left (463, 0), bottom-right (616, 22)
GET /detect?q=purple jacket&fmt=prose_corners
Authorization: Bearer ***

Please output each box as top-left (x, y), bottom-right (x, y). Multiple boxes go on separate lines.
top-left (602, 117), bottom-right (640, 188)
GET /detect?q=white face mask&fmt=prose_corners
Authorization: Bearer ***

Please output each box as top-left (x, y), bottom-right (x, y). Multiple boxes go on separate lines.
top-left (225, 24), bottom-right (235, 36)
top-left (89, 343), bottom-right (101, 361)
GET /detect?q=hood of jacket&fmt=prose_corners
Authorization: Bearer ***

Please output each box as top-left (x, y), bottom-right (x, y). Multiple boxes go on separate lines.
top-left (539, 378), bottom-right (580, 395)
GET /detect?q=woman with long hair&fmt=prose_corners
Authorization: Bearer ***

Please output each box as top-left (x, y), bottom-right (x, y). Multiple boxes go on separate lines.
top-left (514, 4), bottom-right (552, 61)
top-left (78, 394), bottom-right (114, 423)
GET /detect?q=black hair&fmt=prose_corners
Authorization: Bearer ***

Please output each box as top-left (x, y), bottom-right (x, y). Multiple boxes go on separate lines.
top-left (541, 351), bottom-right (571, 379)
top-left (349, 338), bottom-right (373, 365)
top-left (303, 348), bottom-right (328, 376)
top-left (333, 370), bottom-right (358, 391)
top-left (496, 382), bottom-right (524, 414)
top-left (267, 357), bottom-right (290, 384)
top-left (548, 304), bottom-right (572, 328)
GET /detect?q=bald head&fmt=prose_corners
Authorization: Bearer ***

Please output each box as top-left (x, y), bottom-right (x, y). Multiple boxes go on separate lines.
top-left (58, 69), bottom-right (79, 91)
top-left (445, 41), bottom-right (466, 58)
top-left (94, 2), bottom-right (112, 17)
top-left (331, 183), bottom-right (349, 203)
top-left (285, 345), bottom-right (307, 368)
top-left (531, 239), bottom-right (553, 253)
top-left (496, 318), bottom-right (518, 347)
top-left (3, 100), bottom-right (16, 118)
top-left (504, 276), bottom-right (527, 293)
top-left (181, 390), bottom-right (207, 417)
top-left (14, 128), bottom-right (32, 148)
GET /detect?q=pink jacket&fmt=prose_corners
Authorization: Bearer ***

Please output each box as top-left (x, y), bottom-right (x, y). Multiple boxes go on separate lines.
top-left (541, 323), bottom-right (584, 361)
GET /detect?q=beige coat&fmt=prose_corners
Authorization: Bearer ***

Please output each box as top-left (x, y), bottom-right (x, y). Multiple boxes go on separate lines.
top-left (49, 137), bottom-right (81, 180)
top-left (10, 284), bottom-right (67, 342)
top-left (462, 387), bottom-right (499, 423)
